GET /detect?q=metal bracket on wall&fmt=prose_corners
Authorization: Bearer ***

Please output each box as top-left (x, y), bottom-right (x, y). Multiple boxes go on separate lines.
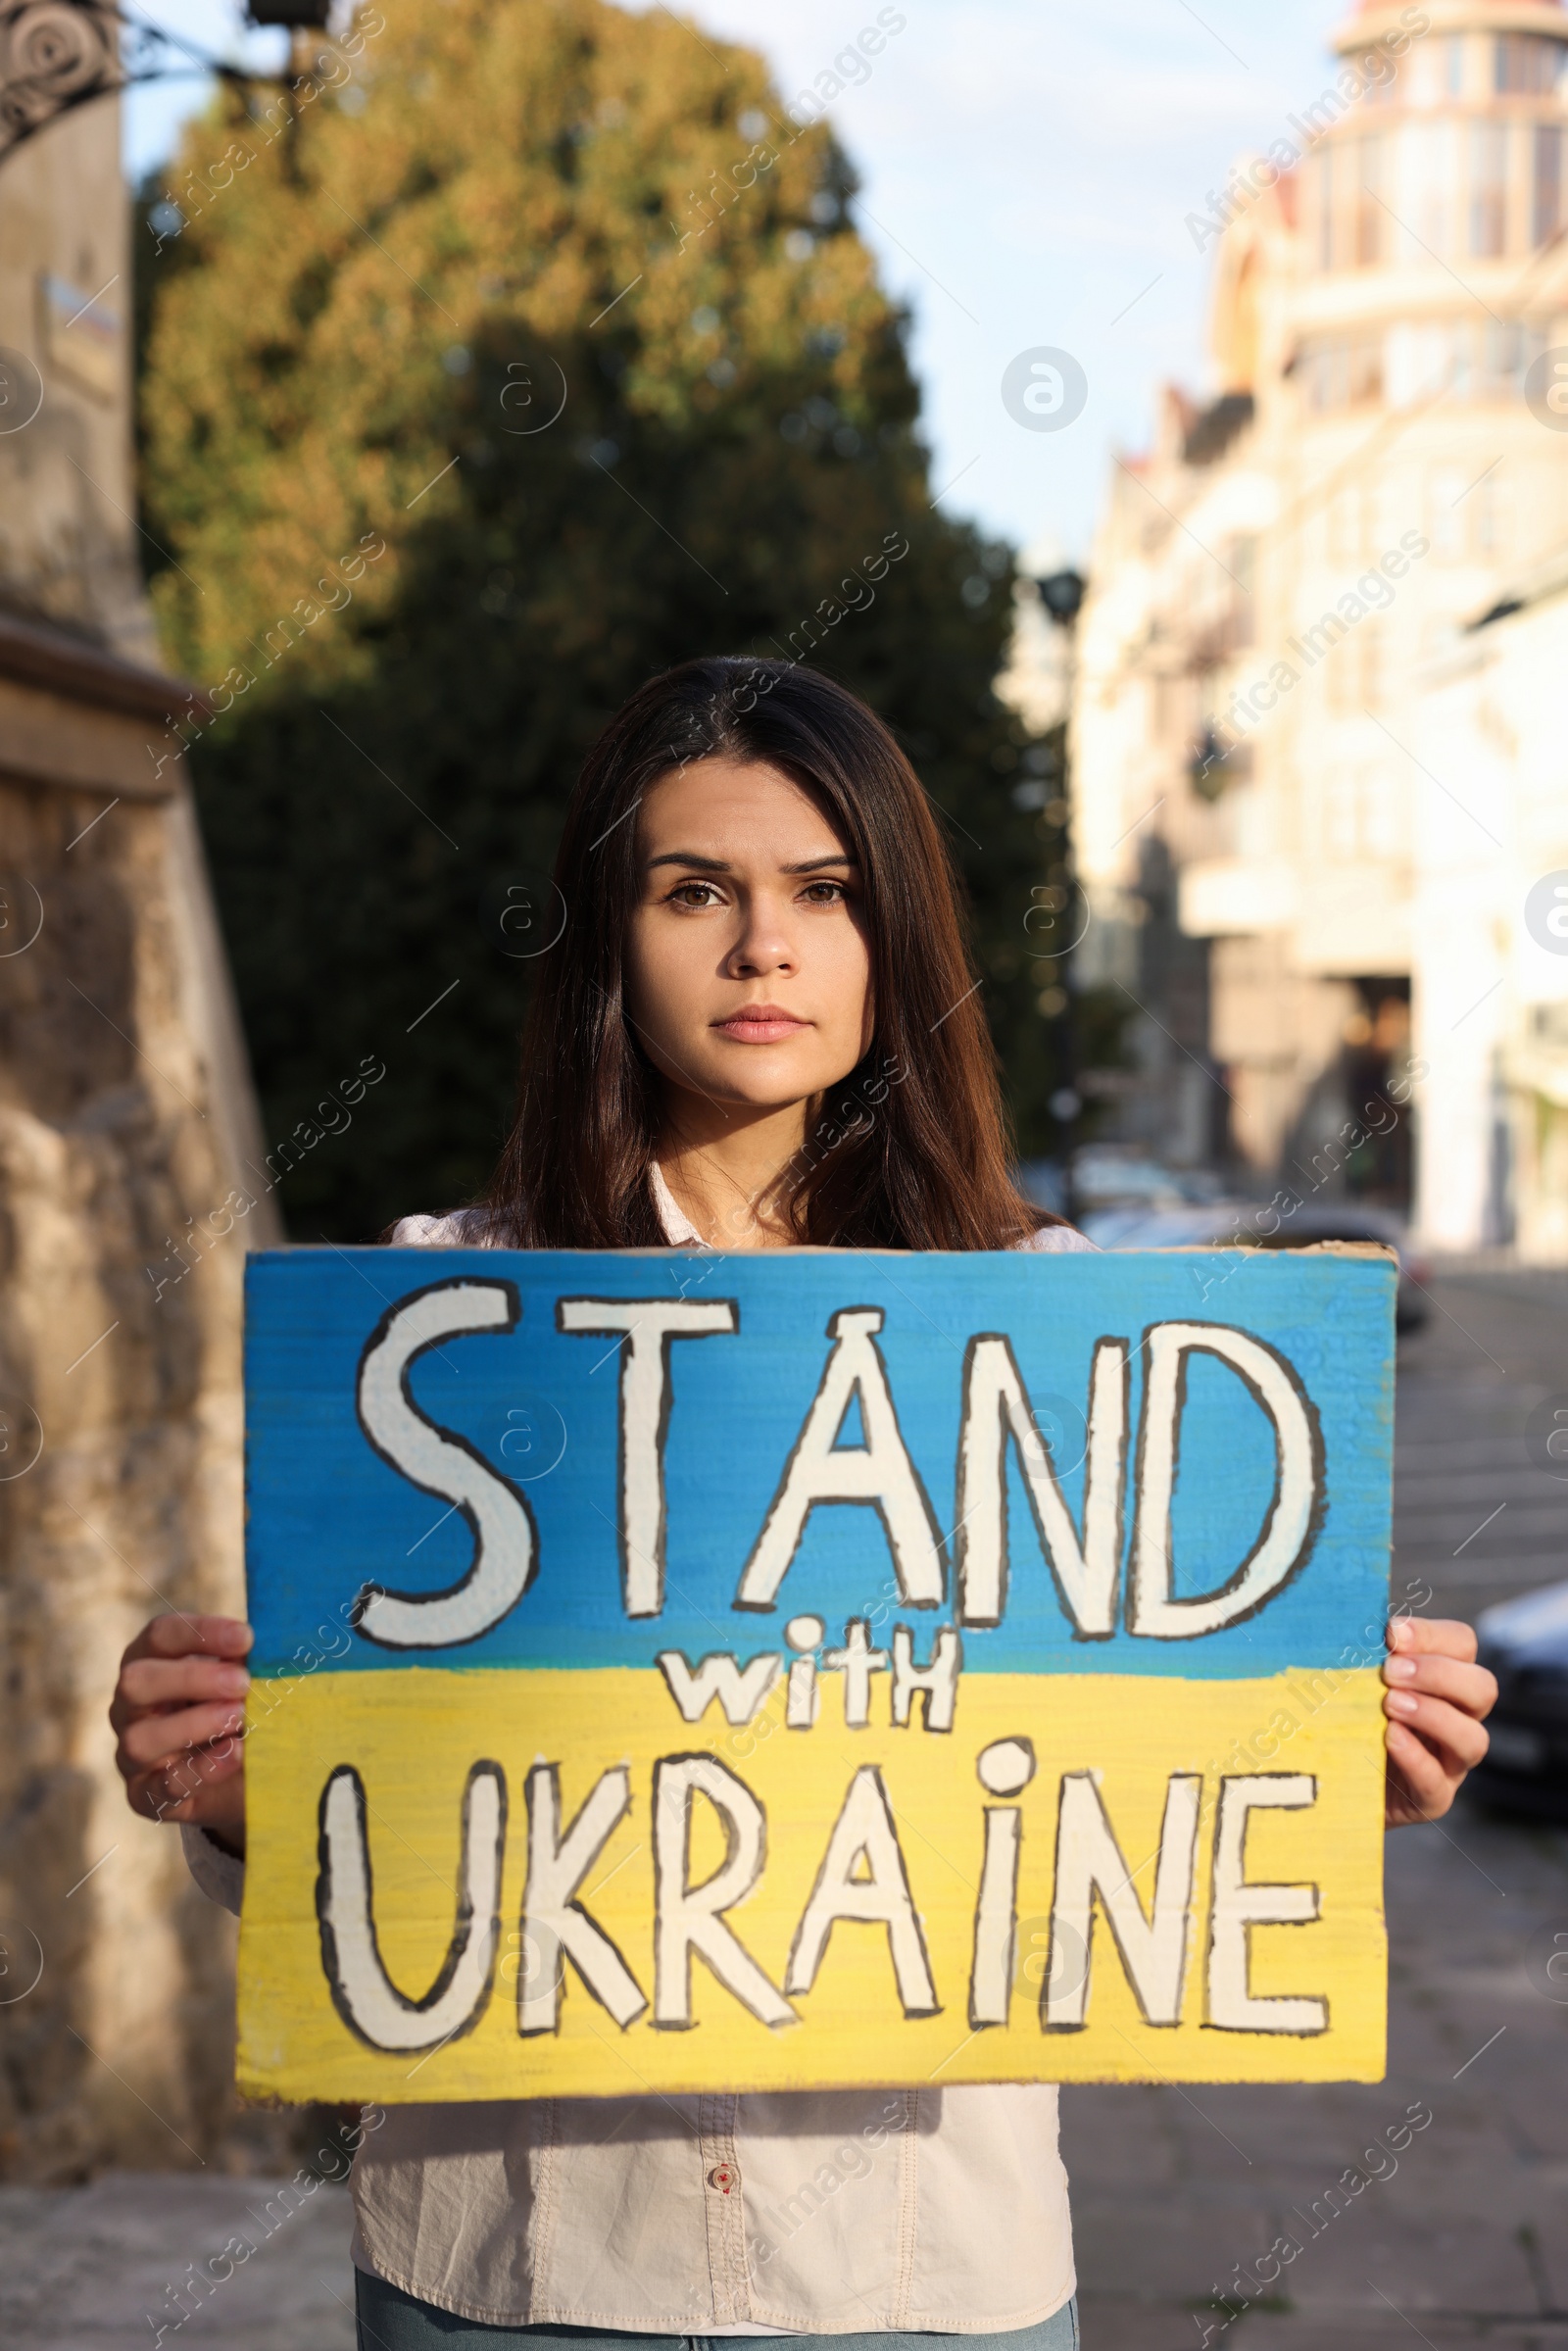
top-left (0, 0), bottom-right (323, 170)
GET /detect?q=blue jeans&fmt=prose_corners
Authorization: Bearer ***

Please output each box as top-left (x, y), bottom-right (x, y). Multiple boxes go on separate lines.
top-left (353, 2274), bottom-right (1080, 2351)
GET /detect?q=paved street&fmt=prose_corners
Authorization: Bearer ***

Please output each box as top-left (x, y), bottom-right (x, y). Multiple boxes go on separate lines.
top-left (1071, 1265), bottom-right (1568, 2351)
top-left (3, 1269), bottom-right (1564, 2351)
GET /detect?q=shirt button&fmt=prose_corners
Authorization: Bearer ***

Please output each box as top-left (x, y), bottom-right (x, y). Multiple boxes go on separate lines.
top-left (708, 2164), bottom-right (738, 2194)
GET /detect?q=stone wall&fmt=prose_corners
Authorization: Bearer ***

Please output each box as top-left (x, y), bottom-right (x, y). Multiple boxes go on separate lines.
top-left (0, 620), bottom-right (284, 2180)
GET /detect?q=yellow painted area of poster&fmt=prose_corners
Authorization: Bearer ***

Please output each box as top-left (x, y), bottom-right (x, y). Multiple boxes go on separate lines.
top-left (237, 1662), bottom-right (1386, 2101)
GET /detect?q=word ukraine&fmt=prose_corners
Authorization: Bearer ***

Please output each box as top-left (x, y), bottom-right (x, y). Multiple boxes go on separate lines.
top-left (238, 1246), bottom-right (1394, 2101)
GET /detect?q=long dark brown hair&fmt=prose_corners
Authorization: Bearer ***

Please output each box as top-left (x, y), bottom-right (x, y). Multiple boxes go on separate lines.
top-left (481, 657), bottom-right (1062, 1250)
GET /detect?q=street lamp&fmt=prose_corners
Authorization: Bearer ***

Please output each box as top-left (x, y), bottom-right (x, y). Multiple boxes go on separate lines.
top-left (1035, 568), bottom-right (1087, 628)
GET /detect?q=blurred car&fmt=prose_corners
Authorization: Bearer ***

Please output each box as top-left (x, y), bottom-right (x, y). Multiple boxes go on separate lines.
top-left (1077, 1197), bottom-right (1431, 1331)
top-left (1469, 1582), bottom-right (1568, 1821)
top-left (1068, 1149), bottom-right (1225, 1213)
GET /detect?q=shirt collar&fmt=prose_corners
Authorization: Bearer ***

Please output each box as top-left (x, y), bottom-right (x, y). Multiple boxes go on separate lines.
top-left (650, 1161), bottom-right (707, 1249)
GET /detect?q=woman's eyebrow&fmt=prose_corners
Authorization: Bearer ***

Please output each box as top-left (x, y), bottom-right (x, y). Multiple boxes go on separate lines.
top-left (644, 851), bottom-right (857, 873)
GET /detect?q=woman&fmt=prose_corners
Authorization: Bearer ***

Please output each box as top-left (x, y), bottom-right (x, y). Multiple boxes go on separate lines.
top-left (110, 659), bottom-right (1494, 2350)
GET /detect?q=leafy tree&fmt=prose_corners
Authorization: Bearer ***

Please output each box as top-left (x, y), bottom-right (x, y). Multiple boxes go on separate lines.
top-left (138, 0), bottom-right (1069, 1237)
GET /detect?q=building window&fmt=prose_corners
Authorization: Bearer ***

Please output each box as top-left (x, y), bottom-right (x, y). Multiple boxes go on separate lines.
top-left (1355, 135), bottom-right (1384, 265)
top-left (1405, 119), bottom-right (1457, 256)
top-left (1316, 145), bottom-right (1335, 271)
top-left (1481, 318), bottom-right (1547, 394)
top-left (1473, 471), bottom-right (1506, 556)
top-left (1426, 465), bottom-right (1470, 557)
top-left (1535, 124), bottom-right (1562, 246)
top-left (1469, 121), bottom-right (1508, 255)
top-left (1299, 331), bottom-right (1384, 410)
top-left (1495, 33), bottom-right (1566, 94)
top-left (1328, 485), bottom-right (1364, 565)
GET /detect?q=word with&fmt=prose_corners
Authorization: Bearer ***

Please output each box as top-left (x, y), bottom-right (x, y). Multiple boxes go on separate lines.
top-left (145, 2107), bottom-right (385, 2342)
top-left (1186, 10), bottom-right (1430, 253)
top-left (150, 536), bottom-right (388, 779)
top-left (350, 1286), bottom-right (1326, 1647)
top-left (785, 9), bottom-right (908, 127)
top-left (144, 1057), bottom-right (387, 1302)
top-left (1196, 2101), bottom-right (1434, 2341)
top-left (755, 2099), bottom-right (903, 2266)
top-left (317, 1746), bottom-right (1330, 2051)
top-left (1203, 532), bottom-right (1430, 772)
top-left (147, 16), bottom-right (388, 256)
top-left (658, 1616), bottom-right (962, 1734)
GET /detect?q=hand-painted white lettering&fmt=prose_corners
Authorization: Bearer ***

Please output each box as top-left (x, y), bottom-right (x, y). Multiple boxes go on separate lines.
top-left (317, 1761), bottom-right (504, 2050)
top-left (977, 1738), bottom-right (1037, 1797)
top-left (889, 1623), bottom-right (961, 1731)
top-left (1045, 1771), bottom-right (1201, 2029)
top-left (519, 1764), bottom-right (646, 2033)
top-left (1207, 1774), bottom-right (1326, 2033)
top-left (821, 1619), bottom-right (890, 1727)
top-left (970, 1741), bottom-right (1038, 2024)
top-left (969, 1805), bottom-right (1023, 2028)
top-left (1129, 1322), bottom-right (1322, 1639)
top-left (955, 1335), bottom-right (1129, 1633)
top-left (656, 1649), bottom-right (781, 1726)
top-left (736, 1308), bottom-right (945, 1612)
top-left (786, 1764), bottom-right (939, 2015)
top-left (786, 1655), bottom-right (818, 1727)
top-left (355, 1281), bottom-right (535, 1648)
top-left (557, 1298), bottom-right (739, 1617)
top-left (652, 1755), bottom-right (795, 2029)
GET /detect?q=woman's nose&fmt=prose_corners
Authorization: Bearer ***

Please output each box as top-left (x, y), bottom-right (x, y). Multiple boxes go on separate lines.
top-left (726, 898), bottom-right (797, 975)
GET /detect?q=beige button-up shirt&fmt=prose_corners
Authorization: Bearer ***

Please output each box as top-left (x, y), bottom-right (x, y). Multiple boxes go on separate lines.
top-left (186, 1188), bottom-right (1091, 2332)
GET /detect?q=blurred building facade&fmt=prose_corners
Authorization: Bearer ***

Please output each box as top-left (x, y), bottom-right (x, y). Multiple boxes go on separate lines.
top-left (1068, 0), bottom-right (1568, 1253)
top-left (0, 93), bottom-right (279, 2175)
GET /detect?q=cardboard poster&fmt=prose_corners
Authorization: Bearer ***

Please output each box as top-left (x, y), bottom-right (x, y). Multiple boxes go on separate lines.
top-left (236, 1243), bottom-right (1392, 2102)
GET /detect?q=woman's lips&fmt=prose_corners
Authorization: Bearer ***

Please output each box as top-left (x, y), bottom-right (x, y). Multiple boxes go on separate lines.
top-left (715, 1007), bottom-right (810, 1044)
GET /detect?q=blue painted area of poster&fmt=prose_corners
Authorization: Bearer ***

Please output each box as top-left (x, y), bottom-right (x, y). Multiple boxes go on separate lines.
top-left (244, 1244), bottom-right (1394, 1680)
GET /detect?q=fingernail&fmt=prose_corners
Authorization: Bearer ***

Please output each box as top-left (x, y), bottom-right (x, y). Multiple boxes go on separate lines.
top-left (1386, 1655), bottom-right (1417, 1682)
top-left (219, 1667), bottom-right (251, 1695)
top-left (1390, 1615), bottom-right (1412, 1647)
top-left (1387, 1690), bottom-right (1418, 1716)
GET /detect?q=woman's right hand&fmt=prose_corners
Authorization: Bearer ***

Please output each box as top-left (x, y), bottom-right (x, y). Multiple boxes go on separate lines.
top-left (110, 1613), bottom-right (252, 1855)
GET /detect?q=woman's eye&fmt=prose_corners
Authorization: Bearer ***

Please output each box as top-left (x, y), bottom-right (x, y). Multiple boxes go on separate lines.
top-left (801, 880), bottom-right (846, 905)
top-left (668, 880), bottom-right (723, 908)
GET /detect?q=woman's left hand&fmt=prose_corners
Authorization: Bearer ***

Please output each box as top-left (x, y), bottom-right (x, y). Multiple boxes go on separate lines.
top-left (1383, 1614), bottom-right (1496, 1827)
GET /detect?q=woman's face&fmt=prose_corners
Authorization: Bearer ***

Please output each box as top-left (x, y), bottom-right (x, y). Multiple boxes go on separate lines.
top-left (624, 756), bottom-right (874, 1122)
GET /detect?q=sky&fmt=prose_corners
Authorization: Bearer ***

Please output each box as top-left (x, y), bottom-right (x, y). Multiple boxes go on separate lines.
top-left (122, 0), bottom-right (1352, 565)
